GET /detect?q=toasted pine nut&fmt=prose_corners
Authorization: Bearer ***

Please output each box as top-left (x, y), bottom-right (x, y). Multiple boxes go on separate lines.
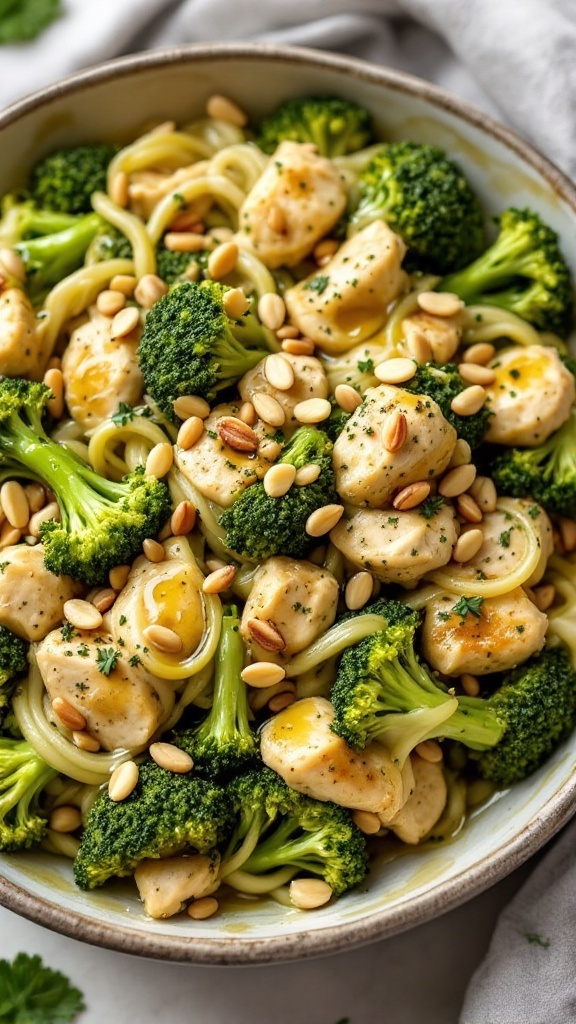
top-left (110, 171), bottom-right (129, 207)
top-left (294, 398), bottom-right (331, 425)
top-left (217, 416), bottom-right (259, 453)
top-left (305, 504), bottom-right (344, 537)
top-left (207, 241), bottom-right (238, 280)
top-left (457, 493), bottom-right (483, 523)
top-left (0, 522), bottom-right (20, 547)
top-left (134, 274), bottom-right (168, 309)
top-left (267, 204), bottom-right (286, 234)
top-left (268, 692), bottom-right (296, 713)
top-left (415, 740), bottom-right (443, 763)
top-left (206, 94), bottom-right (247, 126)
top-left (448, 438), bottom-right (472, 469)
top-left (223, 287), bottom-right (251, 319)
top-left (111, 306), bottom-right (139, 339)
top-left (559, 517), bottom-right (576, 553)
top-left (252, 393), bottom-right (285, 427)
top-left (203, 564), bottom-right (236, 594)
top-left (404, 326), bottom-right (433, 364)
top-left (247, 618), bottom-right (286, 652)
top-left (469, 476), bottom-right (498, 513)
top-left (264, 464), bottom-right (296, 498)
top-left (49, 805), bottom-right (82, 833)
top-left (164, 232), bottom-right (210, 252)
top-left (452, 528), bottom-right (484, 563)
top-left (264, 353), bottom-right (294, 391)
top-left (145, 442), bottom-right (174, 479)
top-left (110, 274), bottom-right (137, 297)
top-left (28, 501), bottom-right (60, 538)
top-left (352, 810), bottom-right (382, 835)
top-left (173, 395), bottom-right (211, 421)
top-left (374, 357), bottom-right (417, 385)
top-left (63, 599), bottom-right (103, 631)
top-left (177, 416), bottom-right (204, 450)
top-left (295, 463), bottom-right (321, 486)
top-left (0, 247), bottom-right (26, 280)
top-left (381, 410), bottom-right (407, 453)
top-left (24, 482), bottom-right (46, 514)
top-left (171, 500), bottom-right (196, 536)
top-left (439, 464), bottom-right (477, 498)
top-left (52, 697), bottom-right (87, 732)
top-left (313, 239), bottom-right (338, 262)
top-left (461, 673), bottom-right (480, 697)
top-left (143, 538), bottom-right (165, 562)
top-left (73, 731), bottom-right (100, 752)
top-left (1, 480), bottom-right (29, 529)
top-left (143, 623), bottom-right (183, 653)
top-left (458, 363), bottom-right (496, 386)
top-left (345, 572), bottom-right (373, 611)
top-left (149, 741), bottom-right (193, 773)
top-left (282, 338), bottom-right (315, 356)
top-left (109, 761), bottom-right (139, 802)
top-left (44, 367), bottom-right (65, 419)
top-left (90, 589), bottom-right (116, 614)
top-left (532, 583), bottom-right (556, 612)
top-left (289, 878), bottom-right (333, 910)
top-left (451, 385), bottom-right (486, 416)
top-left (276, 324), bottom-right (299, 339)
top-left (238, 401), bottom-right (257, 426)
top-left (258, 293), bottom-right (286, 332)
top-left (96, 289), bottom-right (126, 317)
top-left (417, 291), bottom-right (463, 317)
top-left (334, 384), bottom-right (362, 413)
top-left (109, 564), bottom-right (131, 591)
top-left (392, 481), bottom-right (430, 511)
top-left (241, 662), bottom-right (286, 688)
top-left (462, 342), bottom-right (495, 366)
top-left (188, 897), bottom-right (219, 920)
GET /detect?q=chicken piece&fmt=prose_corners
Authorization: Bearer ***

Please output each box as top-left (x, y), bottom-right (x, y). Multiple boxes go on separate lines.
top-left (235, 140), bottom-right (347, 268)
top-left (465, 500), bottom-right (553, 588)
top-left (388, 755), bottom-right (447, 845)
top-left (238, 354), bottom-right (328, 431)
top-left (174, 402), bottom-right (274, 508)
top-left (421, 587), bottom-right (548, 677)
top-left (484, 344), bottom-right (575, 446)
top-left (284, 221), bottom-right (408, 355)
top-left (0, 544), bottom-right (80, 642)
top-left (260, 696), bottom-right (408, 816)
top-left (128, 161), bottom-right (211, 221)
top-left (61, 312), bottom-right (143, 430)
top-left (36, 627), bottom-right (175, 751)
top-left (401, 310), bottom-right (463, 364)
top-left (134, 853), bottom-right (220, 919)
top-left (0, 287), bottom-right (44, 379)
top-left (241, 557), bottom-right (339, 663)
top-left (330, 505), bottom-right (458, 587)
top-left (333, 384), bottom-right (457, 508)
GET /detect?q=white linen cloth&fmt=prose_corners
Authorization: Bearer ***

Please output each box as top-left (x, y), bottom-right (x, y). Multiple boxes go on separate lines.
top-left (1, 3), bottom-right (576, 1021)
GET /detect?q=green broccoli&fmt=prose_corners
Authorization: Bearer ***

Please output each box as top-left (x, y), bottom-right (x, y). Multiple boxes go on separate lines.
top-left (0, 738), bottom-right (56, 851)
top-left (0, 194), bottom-right (79, 245)
top-left (491, 408), bottom-right (576, 519)
top-left (349, 141), bottom-right (484, 273)
top-left (440, 207), bottom-right (573, 335)
top-left (257, 96), bottom-right (374, 158)
top-left (325, 402), bottom-right (352, 443)
top-left (219, 425), bottom-right (337, 561)
top-left (0, 627), bottom-right (28, 726)
top-left (137, 280), bottom-right (270, 420)
top-left (221, 766), bottom-right (368, 897)
top-left (403, 362), bottom-right (492, 449)
top-left (0, 378), bottom-right (171, 585)
top-left (338, 594), bottom-right (421, 630)
top-left (73, 758), bottom-right (232, 890)
top-left (30, 144), bottom-right (119, 214)
top-left (173, 605), bottom-right (258, 780)
top-left (90, 224), bottom-right (207, 284)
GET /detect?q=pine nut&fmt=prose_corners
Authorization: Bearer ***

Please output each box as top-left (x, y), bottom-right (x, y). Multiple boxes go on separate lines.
top-left (52, 697), bottom-right (87, 732)
top-left (558, 517), bottom-right (576, 553)
top-left (223, 287), bottom-right (251, 320)
top-left (145, 442), bottom-right (174, 479)
top-left (176, 417), bottom-right (205, 451)
top-left (258, 292), bottom-right (286, 332)
top-left (313, 239), bottom-right (338, 262)
top-left (450, 385), bottom-right (486, 416)
top-left (252, 393), bottom-right (285, 427)
top-left (110, 171), bottom-right (129, 208)
top-left (202, 564), bottom-right (236, 594)
top-left (295, 463), bottom-right (321, 486)
top-left (111, 306), bottom-right (139, 339)
top-left (264, 353), bottom-right (294, 391)
top-left (267, 204), bottom-right (286, 234)
top-left (269, 691), bottom-right (296, 712)
top-left (374, 357), bottom-right (417, 385)
top-left (109, 760), bottom-right (139, 802)
top-left (452, 528), bottom-right (484, 563)
top-left (417, 291), bottom-right (463, 317)
top-left (305, 504), bottom-right (344, 537)
top-left (43, 367), bottom-right (65, 420)
top-left (458, 363), bottom-right (496, 386)
top-left (188, 897), bottom-right (219, 920)
top-left (149, 741), bottom-right (193, 773)
top-left (352, 810), bottom-right (382, 835)
top-left (173, 395), bottom-right (211, 421)
top-left (164, 232), bottom-right (210, 252)
top-left (276, 324), bottom-right (299, 340)
top-left (345, 572), bottom-right (373, 611)
top-left (205, 557), bottom-right (227, 574)
top-left (381, 410), bottom-right (407, 453)
top-left (171, 501), bottom-right (196, 536)
top-left (532, 583), bottom-right (556, 612)
top-left (469, 476), bottom-right (498, 513)
top-left (208, 241), bottom-right (238, 280)
top-left (241, 662), bottom-right (286, 688)
top-left (457, 494), bottom-right (483, 523)
top-left (92, 588), bottom-right (117, 613)
top-left (294, 398), bottom-right (331, 424)
top-left (143, 538), bottom-right (165, 562)
top-left (289, 878), bottom-right (333, 910)
top-left (334, 384), bottom-right (362, 413)
top-left (206, 94), bottom-right (248, 126)
top-left (134, 274), bottom-right (168, 309)
top-left (109, 564), bottom-right (131, 591)
top-left (96, 289), bottom-right (126, 317)
top-left (63, 599), bottom-right (103, 631)
top-left (0, 522), bottom-right (20, 547)
top-left (282, 338), bottom-right (315, 356)
top-left (49, 805), bottom-right (82, 833)
top-left (0, 247), bottom-right (26, 280)
top-left (264, 464), bottom-right (296, 498)
top-left (73, 730), bottom-right (100, 752)
top-left (461, 673), bottom-right (480, 697)
top-left (247, 618), bottom-right (286, 652)
top-left (448, 438), bottom-right (472, 468)
top-left (238, 401), bottom-right (257, 426)
top-left (415, 739), bottom-right (443, 763)
top-left (24, 482), bottom-right (46, 514)
top-left (439, 464), bottom-right (477, 498)
top-left (143, 623), bottom-right (183, 653)
top-left (404, 326), bottom-right (433, 364)
top-left (392, 481), bottom-right (430, 511)
top-left (217, 416), bottom-right (259, 453)
top-left (259, 439), bottom-right (283, 463)
top-left (1, 480), bottom-right (29, 529)
top-left (110, 274), bottom-right (137, 297)
top-left (462, 343), bottom-right (495, 366)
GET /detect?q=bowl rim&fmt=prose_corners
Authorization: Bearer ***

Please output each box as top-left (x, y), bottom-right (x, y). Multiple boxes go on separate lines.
top-left (1, 41), bottom-right (576, 966)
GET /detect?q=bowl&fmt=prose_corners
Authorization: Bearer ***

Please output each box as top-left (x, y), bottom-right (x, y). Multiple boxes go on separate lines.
top-left (1, 43), bottom-right (576, 966)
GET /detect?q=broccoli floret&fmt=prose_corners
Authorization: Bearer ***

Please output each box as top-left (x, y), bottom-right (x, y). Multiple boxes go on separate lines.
top-left (441, 207), bottom-right (573, 335)
top-left (0, 627), bottom-right (28, 726)
top-left (403, 362), bottom-right (492, 449)
top-left (0, 378), bottom-right (171, 584)
top-left (222, 766), bottom-right (368, 897)
top-left (173, 605), bottom-right (258, 780)
top-left (339, 595), bottom-right (421, 630)
top-left (491, 408), bottom-right (576, 519)
top-left (73, 758), bottom-right (232, 890)
top-left (349, 141), bottom-right (484, 273)
top-left (219, 426), bottom-right (337, 561)
top-left (0, 738), bottom-right (56, 851)
top-left (90, 225), bottom-right (207, 285)
top-left (137, 280), bottom-right (270, 420)
top-left (325, 402), bottom-right (351, 443)
top-left (30, 144), bottom-right (119, 214)
top-left (257, 96), bottom-right (374, 158)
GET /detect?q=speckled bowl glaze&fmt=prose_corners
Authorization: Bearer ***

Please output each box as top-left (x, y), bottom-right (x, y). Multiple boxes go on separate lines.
top-left (0, 44), bottom-right (575, 965)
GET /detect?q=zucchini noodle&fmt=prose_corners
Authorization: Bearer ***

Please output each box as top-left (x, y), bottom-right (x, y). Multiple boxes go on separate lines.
top-left (38, 258), bottom-right (135, 356)
top-left (169, 466), bottom-right (235, 565)
top-left (207, 144), bottom-right (268, 192)
top-left (224, 867), bottom-right (297, 894)
top-left (462, 305), bottom-right (543, 348)
top-left (234, 250), bottom-right (278, 303)
top-left (282, 614), bottom-right (388, 678)
top-left (382, 274), bottom-right (441, 348)
top-left (160, 661), bottom-right (214, 733)
top-left (181, 118), bottom-right (247, 151)
top-left (107, 131), bottom-right (213, 187)
top-left (43, 831), bottom-right (81, 859)
top-left (146, 175), bottom-right (247, 246)
top-left (544, 554), bottom-right (576, 663)
top-left (87, 414), bottom-right (170, 479)
top-left (91, 191), bottom-right (156, 279)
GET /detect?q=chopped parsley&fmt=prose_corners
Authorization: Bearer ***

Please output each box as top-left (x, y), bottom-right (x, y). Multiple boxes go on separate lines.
top-left (499, 527), bottom-right (513, 548)
top-left (419, 496), bottom-right (445, 520)
top-left (60, 622), bottom-right (77, 642)
top-left (96, 647), bottom-right (121, 676)
top-left (452, 596), bottom-right (484, 620)
top-left (111, 402), bottom-right (152, 427)
top-left (303, 275), bottom-right (329, 295)
top-left (525, 933), bottom-right (550, 948)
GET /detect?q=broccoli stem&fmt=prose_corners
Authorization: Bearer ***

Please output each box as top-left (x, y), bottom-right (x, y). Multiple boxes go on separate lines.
top-left (16, 213), bottom-right (102, 290)
top-left (242, 816), bottom-right (330, 877)
top-left (193, 606), bottom-right (251, 750)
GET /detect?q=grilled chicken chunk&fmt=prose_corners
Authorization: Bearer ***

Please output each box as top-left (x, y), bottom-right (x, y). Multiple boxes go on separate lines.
top-left (0, 544), bottom-right (80, 642)
top-left (484, 344), bottom-right (575, 446)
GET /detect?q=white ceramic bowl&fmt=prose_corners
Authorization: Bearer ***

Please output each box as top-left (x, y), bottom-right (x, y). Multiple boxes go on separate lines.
top-left (1, 43), bottom-right (575, 965)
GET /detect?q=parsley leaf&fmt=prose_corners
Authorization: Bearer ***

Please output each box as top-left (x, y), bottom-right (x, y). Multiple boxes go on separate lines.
top-left (0, 952), bottom-right (84, 1023)
top-left (303, 275), bottom-right (329, 295)
top-left (96, 647), bottom-right (121, 676)
top-left (525, 933), bottom-right (550, 948)
top-left (357, 358), bottom-right (374, 373)
top-left (0, 0), bottom-right (62, 44)
top-left (60, 622), bottom-right (77, 642)
top-left (452, 596), bottom-right (484, 620)
top-left (111, 402), bottom-right (152, 427)
top-left (419, 496), bottom-right (445, 520)
top-left (499, 527), bottom-right (513, 548)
